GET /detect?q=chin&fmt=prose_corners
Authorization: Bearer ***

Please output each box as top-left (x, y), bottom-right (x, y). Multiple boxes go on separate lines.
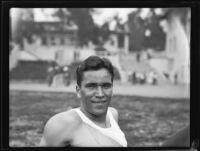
top-left (92, 107), bottom-right (108, 116)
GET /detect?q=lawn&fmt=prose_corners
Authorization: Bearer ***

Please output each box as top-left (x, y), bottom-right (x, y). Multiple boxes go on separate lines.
top-left (9, 90), bottom-right (189, 147)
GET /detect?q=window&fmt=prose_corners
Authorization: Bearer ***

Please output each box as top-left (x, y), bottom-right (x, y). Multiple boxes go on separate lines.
top-left (51, 36), bottom-right (55, 45)
top-left (42, 36), bottom-right (46, 45)
top-left (118, 34), bottom-right (124, 48)
top-left (60, 38), bottom-right (65, 45)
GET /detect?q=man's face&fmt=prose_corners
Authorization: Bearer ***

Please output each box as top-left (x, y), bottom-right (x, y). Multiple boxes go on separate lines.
top-left (76, 68), bottom-right (113, 117)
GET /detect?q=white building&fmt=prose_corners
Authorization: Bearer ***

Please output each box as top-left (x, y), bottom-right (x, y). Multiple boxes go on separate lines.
top-left (161, 8), bottom-right (190, 84)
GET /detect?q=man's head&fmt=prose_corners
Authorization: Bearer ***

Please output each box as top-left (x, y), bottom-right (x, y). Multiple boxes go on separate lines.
top-left (76, 56), bottom-right (114, 117)
top-left (76, 56), bottom-right (114, 86)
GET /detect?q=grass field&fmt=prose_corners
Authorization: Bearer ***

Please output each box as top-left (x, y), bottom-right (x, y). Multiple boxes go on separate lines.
top-left (9, 90), bottom-right (189, 147)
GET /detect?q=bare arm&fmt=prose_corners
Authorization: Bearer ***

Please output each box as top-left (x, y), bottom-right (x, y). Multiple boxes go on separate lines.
top-left (39, 111), bottom-right (81, 147)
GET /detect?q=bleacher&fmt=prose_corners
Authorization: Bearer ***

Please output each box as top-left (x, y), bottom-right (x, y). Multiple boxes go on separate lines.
top-left (119, 53), bottom-right (170, 84)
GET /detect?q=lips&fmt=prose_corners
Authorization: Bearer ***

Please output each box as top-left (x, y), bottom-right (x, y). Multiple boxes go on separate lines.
top-left (91, 100), bottom-right (107, 104)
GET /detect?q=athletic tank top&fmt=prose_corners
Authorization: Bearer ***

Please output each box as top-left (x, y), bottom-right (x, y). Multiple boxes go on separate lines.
top-left (74, 108), bottom-right (127, 147)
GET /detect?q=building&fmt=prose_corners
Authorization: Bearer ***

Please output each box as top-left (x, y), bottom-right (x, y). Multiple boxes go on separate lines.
top-left (20, 21), bottom-right (78, 64)
top-left (20, 19), bottom-right (130, 64)
top-left (34, 21), bottom-right (78, 47)
top-left (160, 8), bottom-right (190, 84)
top-left (103, 22), bottom-right (130, 54)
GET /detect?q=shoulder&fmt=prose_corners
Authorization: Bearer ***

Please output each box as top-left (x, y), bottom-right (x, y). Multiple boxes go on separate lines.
top-left (108, 107), bottom-right (119, 122)
top-left (42, 109), bottom-right (82, 146)
top-left (161, 125), bottom-right (190, 147)
top-left (45, 109), bottom-right (81, 129)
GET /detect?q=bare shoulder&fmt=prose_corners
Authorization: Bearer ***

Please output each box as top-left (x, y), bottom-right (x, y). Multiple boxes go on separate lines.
top-left (45, 109), bottom-right (81, 130)
top-left (41, 109), bottom-right (81, 146)
top-left (108, 107), bottom-right (119, 122)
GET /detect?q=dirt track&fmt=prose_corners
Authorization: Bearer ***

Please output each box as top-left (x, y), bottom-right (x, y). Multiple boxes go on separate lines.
top-left (9, 81), bottom-right (190, 99)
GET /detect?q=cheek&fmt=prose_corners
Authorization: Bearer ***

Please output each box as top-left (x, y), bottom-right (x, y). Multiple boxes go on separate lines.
top-left (80, 90), bottom-right (94, 99)
top-left (80, 88), bottom-right (113, 98)
top-left (104, 89), bottom-right (113, 96)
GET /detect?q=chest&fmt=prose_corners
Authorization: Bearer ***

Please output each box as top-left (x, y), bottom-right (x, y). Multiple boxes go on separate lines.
top-left (71, 123), bottom-right (123, 147)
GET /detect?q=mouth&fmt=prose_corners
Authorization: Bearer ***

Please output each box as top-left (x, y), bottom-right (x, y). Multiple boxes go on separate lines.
top-left (91, 100), bottom-right (107, 104)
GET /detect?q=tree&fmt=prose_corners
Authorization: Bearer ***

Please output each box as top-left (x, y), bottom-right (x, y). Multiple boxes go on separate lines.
top-left (143, 8), bottom-right (166, 51)
top-left (99, 21), bottom-right (111, 45)
top-left (127, 8), bottom-right (166, 52)
top-left (10, 8), bottom-right (35, 48)
top-left (53, 8), bottom-right (110, 47)
top-left (162, 8), bottom-right (190, 25)
top-left (128, 9), bottom-right (146, 51)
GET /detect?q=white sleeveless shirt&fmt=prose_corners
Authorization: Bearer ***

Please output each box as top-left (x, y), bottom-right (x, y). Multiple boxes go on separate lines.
top-left (75, 108), bottom-right (127, 147)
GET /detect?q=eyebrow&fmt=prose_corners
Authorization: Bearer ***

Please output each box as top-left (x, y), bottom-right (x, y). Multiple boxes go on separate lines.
top-left (85, 82), bottom-right (112, 86)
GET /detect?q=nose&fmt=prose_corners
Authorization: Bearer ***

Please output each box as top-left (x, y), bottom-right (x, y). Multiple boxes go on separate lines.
top-left (96, 86), bottom-right (104, 98)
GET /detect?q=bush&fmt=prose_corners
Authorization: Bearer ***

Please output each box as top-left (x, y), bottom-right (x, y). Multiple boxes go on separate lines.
top-left (10, 61), bottom-right (49, 81)
top-left (10, 60), bottom-right (121, 81)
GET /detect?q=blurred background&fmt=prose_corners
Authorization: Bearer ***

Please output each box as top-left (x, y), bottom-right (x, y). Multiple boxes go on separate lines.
top-left (9, 8), bottom-right (190, 147)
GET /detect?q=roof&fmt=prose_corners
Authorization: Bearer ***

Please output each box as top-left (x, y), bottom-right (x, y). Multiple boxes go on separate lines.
top-left (34, 21), bottom-right (78, 32)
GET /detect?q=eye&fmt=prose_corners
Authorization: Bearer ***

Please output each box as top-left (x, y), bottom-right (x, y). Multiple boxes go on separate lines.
top-left (85, 83), bottom-right (97, 89)
top-left (102, 83), bottom-right (112, 89)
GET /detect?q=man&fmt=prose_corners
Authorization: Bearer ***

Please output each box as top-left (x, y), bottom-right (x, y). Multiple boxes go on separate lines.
top-left (40, 56), bottom-right (128, 147)
top-left (46, 61), bottom-right (70, 86)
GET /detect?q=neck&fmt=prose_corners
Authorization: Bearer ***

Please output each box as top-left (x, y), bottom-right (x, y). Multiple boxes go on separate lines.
top-left (80, 107), bottom-right (108, 127)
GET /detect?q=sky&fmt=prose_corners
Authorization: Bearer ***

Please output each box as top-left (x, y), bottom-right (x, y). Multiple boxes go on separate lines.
top-left (92, 8), bottom-right (137, 25)
top-left (33, 8), bottom-right (153, 30)
top-left (34, 8), bottom-right (153, 21)
top-left (11, 8), bottom-right (162, 31)
top-left (33, 8), bottom-right (139, 24)
top-left (92, 8), bottom-right (162, 25)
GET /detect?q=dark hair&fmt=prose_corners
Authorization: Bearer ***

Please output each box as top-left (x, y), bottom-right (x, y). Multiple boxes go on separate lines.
top-left (76, 56), bottom-right (114, 86)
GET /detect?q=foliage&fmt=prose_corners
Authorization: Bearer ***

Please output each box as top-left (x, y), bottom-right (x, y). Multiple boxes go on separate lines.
top-left (10, 60), bottom-right (121, 81)
top-left (68, 8), bottom-right (96, 46)
top-left (10, 9), bottom-right (35, 47)
top-left (53, 8), bottom-right (110, 47)
top-left (162, 8), bottom-right (190, 25)
top-left (10, 8), bottom-right (110, 48)
top-left (143, 9), bottom-right (166, 51)
top-left (128, 9), bottom-right (146, 51)
top-left (128, 8), bottom-right (166, 51)
top-left (9, 61), bottom-right (49, 80)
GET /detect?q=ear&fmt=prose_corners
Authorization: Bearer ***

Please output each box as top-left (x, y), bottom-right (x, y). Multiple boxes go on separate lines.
top-left (111, 86), bottom-right (113, 96)
top-left (76, 85), bottom-right (81, 98)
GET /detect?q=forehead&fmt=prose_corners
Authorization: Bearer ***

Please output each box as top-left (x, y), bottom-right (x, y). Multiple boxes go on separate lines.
top-left (82, 68), bottom-right (112, 83)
